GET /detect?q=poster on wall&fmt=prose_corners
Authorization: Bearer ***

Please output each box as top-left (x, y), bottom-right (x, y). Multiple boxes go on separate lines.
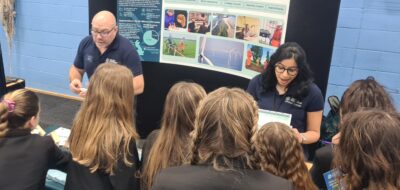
top-left (118, 0), bottom-right (290, 78)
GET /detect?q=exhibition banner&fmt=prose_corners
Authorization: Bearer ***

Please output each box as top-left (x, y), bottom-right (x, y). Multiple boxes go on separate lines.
top-left (118, 0), bottom-right (290, 78)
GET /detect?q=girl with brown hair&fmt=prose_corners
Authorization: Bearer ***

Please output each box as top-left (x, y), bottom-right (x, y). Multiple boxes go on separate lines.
top-left (310, 76), bottom-right (397, 189)
top-left (338, 76), bottom-right (396, 118)
top-left (66, 63), bottom-right (140, 190)
top-left (0, 89), bottom-right (69, 189)
top-left (334, 110), bottom-right (400, 190)
top-left (152, 88), bottom-right (293, 190)
top-left (253, 122), bottom-right (317, 190)
top-left (141, 81), bottom-right (206, 190)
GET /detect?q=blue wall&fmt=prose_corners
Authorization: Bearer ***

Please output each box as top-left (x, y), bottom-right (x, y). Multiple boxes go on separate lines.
top-left (0, 0), bottom-right (399, 111)
top-left (0, 0), bottom-right (88, 95)
top-left (325, 0), bottom-right (400, 112)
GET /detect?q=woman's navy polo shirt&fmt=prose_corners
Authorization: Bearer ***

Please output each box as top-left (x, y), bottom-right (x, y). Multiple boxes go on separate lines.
top-left (247, 74), bottom-right (324, 133)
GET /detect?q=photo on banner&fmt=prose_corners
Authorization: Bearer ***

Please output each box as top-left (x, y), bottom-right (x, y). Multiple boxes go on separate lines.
top-left (211, 14), bottom-right (236, 38)
top-left (198, 37), bottom-right (243, 71)
top-left (245, 44), bottom-right (275, 73)
top-left (188, 11), bottom-right (211, 34)
top-left (163, 32), bottom-right (197, 58)
top-left (235, 16), bottom-right (260, 42)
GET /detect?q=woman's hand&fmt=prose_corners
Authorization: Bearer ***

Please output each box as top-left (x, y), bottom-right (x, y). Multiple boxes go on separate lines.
top-left (332, 133), bottom-right (340, 145)
top-left (292, 128), bottom-right (304, 143)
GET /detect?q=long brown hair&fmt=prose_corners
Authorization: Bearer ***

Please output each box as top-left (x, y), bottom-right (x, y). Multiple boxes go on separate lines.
top-left (334, 110), bottom-right (400, 190)
top-left (253, 122), bottom-right (317, 190)
top-left (0, 89), bottom-right (39, 137)
top-left (141, 81), bottom-right (206, 189)
top-left (340, 76), bottom-right (396, 116)
top-left (189, 87), bottom-right (258, 170)
top-left (68, 63), bottom-right (139, 174)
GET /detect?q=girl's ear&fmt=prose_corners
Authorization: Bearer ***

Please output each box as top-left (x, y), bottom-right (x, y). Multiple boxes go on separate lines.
top-left (26, 115), bottom-right (39, 129)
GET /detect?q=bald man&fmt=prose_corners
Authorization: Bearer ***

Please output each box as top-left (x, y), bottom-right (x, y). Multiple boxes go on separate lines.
top-left (69, 10), bottom-right (144, 96)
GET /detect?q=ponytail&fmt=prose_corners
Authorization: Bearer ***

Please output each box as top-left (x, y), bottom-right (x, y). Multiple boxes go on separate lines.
top-left (0, 89), bottom-right (39, 137)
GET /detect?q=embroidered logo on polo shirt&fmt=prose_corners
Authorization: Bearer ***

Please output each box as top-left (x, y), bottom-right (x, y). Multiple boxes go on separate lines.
top-left (284, 96), bottom-right (303, 108)
top-left (86, 55), bottom-right (93, 63)
top-left (105, 58), bottom-right (118, 64)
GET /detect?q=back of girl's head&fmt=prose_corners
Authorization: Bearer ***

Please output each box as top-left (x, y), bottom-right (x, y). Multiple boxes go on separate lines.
top-left (0, 89), bottom-right (39, 137)
top-left (340, 76), bottom-right (396, 116)
top-left (262, 42), bottom-right (313, 96)
top-left (142, 81), bottom-right (206, 189)
top-left (161, 81), bottom-right (206, 137)
top-left (189, 87), bottom-right (258, 170)
top-left (86, 63), bottom-right (135, 114)
top-left (334, 110), bottom-right (400, 190)
top-left (253, 122), bottom-right (317, 190)
top-left (69, 63), bottom-right (139, 174)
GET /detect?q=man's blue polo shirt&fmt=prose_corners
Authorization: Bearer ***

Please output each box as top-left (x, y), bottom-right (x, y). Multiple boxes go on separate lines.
top-left (74, 34), bottom-right (142, 79)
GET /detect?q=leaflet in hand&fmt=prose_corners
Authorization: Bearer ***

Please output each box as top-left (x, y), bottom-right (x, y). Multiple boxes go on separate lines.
top-left (258, 109), bottom-right (292, 128)
top-left (49, 127), bottom-right (71, 147)
top-left (324, 169), bottom-right (346, 190)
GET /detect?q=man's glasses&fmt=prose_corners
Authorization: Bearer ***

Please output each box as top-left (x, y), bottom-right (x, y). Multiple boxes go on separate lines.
top-left (91, 26), bottom-right (115, 37)
top-left (275, 63), bottom-right (298, 76)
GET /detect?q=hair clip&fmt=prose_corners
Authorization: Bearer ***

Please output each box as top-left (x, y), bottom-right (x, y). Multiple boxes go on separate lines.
top-left (2, 99), bottom-right (16, 112)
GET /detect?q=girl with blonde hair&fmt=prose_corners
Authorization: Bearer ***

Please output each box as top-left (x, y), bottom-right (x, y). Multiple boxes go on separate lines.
top-left (0, 89), bottom-right (69, 189)
top-left (141, 81), bottom-right (206, 190)
top-left (152, 88), bottom-right (292, 190)
top-left (66, 63), bottom-right (140, 190)
top-left (253, 122), bottom-right (317, 190)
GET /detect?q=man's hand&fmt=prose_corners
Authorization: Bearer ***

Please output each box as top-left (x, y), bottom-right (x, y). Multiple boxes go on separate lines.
top-left (70, 79), bottom-right (82, 94)
top-left (133, 75), bottom-right (144, 95)
top-left (69, 65), bottom-right (84, 95)
top-left (78, 88), bottom-right (87, 98)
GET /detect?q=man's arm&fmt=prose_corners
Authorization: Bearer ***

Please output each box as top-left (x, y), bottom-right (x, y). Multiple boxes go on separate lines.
top-left (133, 74), bottom-right (144, 95)
top-left (69, 65), bottom-right (84, 94)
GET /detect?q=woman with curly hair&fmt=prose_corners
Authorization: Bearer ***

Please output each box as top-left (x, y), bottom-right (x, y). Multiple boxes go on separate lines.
top-left (253, 122), bottom-right (317, 190)
top-left (151, 88), bottom-right (292, 190)
top-left (333, 110), bottom-right (400, 190)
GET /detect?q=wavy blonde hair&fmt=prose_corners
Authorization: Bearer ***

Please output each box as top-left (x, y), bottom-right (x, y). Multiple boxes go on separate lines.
top-left (333, 110), bottom-right (400, 190)
top-left (252, 122), bottom-right (317, 190)
top-left (0, 89), bottom-right (39, 137)
top-left (68, 63), bottom-right (139, 174)
top-left (189, 87), bottom-right (258, 170)
top-left (141, 81), bottom-right (206, 189)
